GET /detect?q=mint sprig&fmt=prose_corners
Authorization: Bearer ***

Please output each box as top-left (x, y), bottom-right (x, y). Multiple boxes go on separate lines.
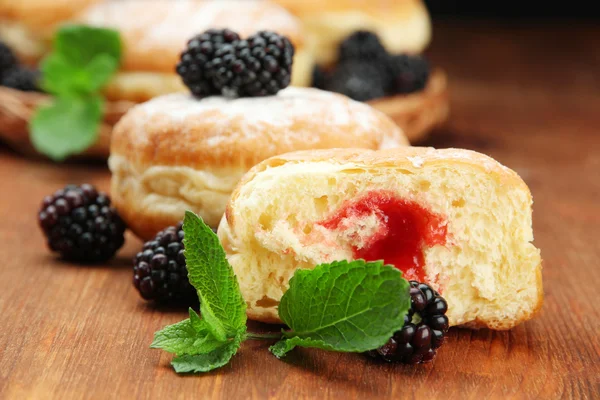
top-left (151, 212), bottom-right (410, 374)
top-left (150, 309), bottom-right (225, 356)
top-left (269, 260), bottom-right (410, 357)
top-left (182, 210), bottom-right (247, 340)
top-left (30, 25), bottom-right (122, 160)
top-left (151, 211), bottom-right (247, 373)
top-left (171, 335), bottom-right (244, 374)
top-left (31, 95), bottom-right (103, 160)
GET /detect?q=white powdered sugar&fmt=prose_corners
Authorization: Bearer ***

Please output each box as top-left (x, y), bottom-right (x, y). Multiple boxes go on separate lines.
top-left (137, 87), bottom-right (383, 136)
top-left (79, 0), bottom-right (301, 54)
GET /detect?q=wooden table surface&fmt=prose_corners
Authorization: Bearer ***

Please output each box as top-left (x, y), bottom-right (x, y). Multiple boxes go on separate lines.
top-left (1, 20), bottom-right (599, 400)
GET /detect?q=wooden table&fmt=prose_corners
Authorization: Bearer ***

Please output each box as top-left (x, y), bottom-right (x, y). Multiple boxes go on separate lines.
top-left (1, 20), bottom-right (599, 399)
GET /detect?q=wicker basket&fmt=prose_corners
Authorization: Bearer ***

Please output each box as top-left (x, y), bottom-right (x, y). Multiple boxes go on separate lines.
top-left (0, 86), bottom-right (135, 159)
top-left (368, 69), bottom-right (449, 143)
top-left (0, 70), bottom-right (448, 159)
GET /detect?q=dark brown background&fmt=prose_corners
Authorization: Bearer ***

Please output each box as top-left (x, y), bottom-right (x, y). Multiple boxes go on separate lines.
top-left (425, 0), bottom-right (600, 17)
top-left (1, 19), bottom-right (599, 400)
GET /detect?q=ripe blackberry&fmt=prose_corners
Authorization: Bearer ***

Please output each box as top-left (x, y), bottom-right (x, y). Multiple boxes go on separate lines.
top-left (387, 54), bottom-right (430, 94)
top-left (324, 61), bottom-right (388, 102)
top-left (133, 223), bottom-right (197, 305)
top-left (0, 42), bottom-right (18, 78)
top-left (176, 29), bottom-right (240, 97)
top-left (37, 184), bottom-right (126, 263)
top-left (338, 31), bottom-right (388, 62)
top-left (367, 281), bottom-right (449, 364)
top-left (1, 67), bottom-right (40, 92)
top-left (311, 65), bottom-right (327, 90)
top-left (176, 29), bottom-right (294, 98)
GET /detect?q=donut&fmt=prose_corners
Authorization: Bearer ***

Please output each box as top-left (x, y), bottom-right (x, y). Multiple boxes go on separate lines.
top-left (109, 87), bottom-right (408, 239)
top-left (219, 147), bottom-right (543, 329)
top-left (0, 0), bottom-right (101, 62)
top-left (0, 0), bottom-right (313, 99)
top-left (272, 0), bottom-right (431, 65)
top-left (76, 0), bottom-right (313, 102)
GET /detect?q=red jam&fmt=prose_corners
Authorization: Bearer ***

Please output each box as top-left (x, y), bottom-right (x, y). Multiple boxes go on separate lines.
top-left (319, 191), bottom-right (447, 281)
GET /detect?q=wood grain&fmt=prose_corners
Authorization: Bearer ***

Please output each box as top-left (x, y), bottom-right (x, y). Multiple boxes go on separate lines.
top-left (1, 20), bottom-right (599, 399)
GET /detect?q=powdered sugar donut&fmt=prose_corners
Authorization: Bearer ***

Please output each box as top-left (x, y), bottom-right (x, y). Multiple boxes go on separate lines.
top-left (76, 0), bottom-right (314, 102)
top-left (109, 87), bottom-right (408, 239)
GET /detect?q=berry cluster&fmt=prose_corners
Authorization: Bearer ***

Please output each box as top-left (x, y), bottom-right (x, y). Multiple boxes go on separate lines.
top-left (133, 223), bottom-right (198, 305)
top-left (0, 41), bottom-right (40, 92)
top-left (37, 184), bottom-right (126, 262)
top-left (313, 31), bottom-right (430, 102)
top-left (367, 281), bottom-right (449, 364)
top-left (177, 29), bottom-right (294, 98)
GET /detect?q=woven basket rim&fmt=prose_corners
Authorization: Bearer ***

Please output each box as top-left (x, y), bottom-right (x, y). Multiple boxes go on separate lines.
top-left (0, 86), bottom-right (136, 159)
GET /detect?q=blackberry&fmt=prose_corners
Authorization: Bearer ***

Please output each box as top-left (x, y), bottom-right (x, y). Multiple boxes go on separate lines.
top-left (0, 42), bottom-right (18, 78)
top-left (324, 61), bottom-right (388, 102)
top-left (311, 65), bottom-right (327, 90)
top-left (133, 223), bottom-right (197, 304)
top-left (37, 184), bottom-right (126, 263)
top-left (1, 67), bottom-right (40, 92)
top-left (386, 54), bottom-right (430, 94)
top-left (367, 281), bottom-right (449, 364)
top-left (338, 31), bottom-right (388, 62)
top-left (176, 29), bottom-right (294, 98)
top-left (176, 29), bottom-right (240, 97)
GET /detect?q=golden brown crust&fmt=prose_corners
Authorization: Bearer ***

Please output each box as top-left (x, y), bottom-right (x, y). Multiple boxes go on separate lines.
top-left (276, 0), bottom-right (431, 65)
top-left (0, 0), bottom-right (101, 33)
top-left (273, 0), bottom-right (422, 18)
top-left (369, 69), bottom-right (449, 143)
top-left (112, 197), bottom-right (188, 243)
top-left (110, 87), bottom-right (408, 171)
top-left (76, 0), bottom-right (306, 74)
top-left (99, 43), bottom-right (315, 102)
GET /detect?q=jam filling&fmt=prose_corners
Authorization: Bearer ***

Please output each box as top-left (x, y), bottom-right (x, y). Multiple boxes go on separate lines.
top-left (319, 191), bottom-right (447, 281)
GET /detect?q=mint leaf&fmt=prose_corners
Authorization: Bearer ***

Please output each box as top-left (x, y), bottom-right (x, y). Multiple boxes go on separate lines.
top-left (41, 54), bottom-right (91, 95)
top-left (150, 212), bottom-right (246, 374)
top-left (269, 336), bottom-right (322, 358)
top-left (182, 211), bottom-right (247, 340)
top-left (54, 25), bottom-right (121, 68)
top-left (171, 334), bottom-right (244, 374)
top-left (83, 54), bottom-right (119, 92)
top-left (189, 308), bottom-right (204, 331)
top-left (41, 53), bottom-right (118, 96)
top-left (32, 24), bottom-right (122, 159)
top-left (270, 260), bottom-right (410, 357)
top-left (30, 96), bottom-right (103, 161)
top-left (150, 309), bottom-right (224, 356)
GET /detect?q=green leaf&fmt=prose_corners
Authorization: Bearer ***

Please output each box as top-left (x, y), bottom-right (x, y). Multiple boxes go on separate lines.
top-left (32, 24), bottom-right (122, 159)
top-left (41, 54), bottom-right (119, 96)
top-left (30, 96), bottom-right (103, 161)
top-left (171, 334), bottom-right (244, 373)
top-left (189, 308), bottom-right (204, 331)
top-left (270, 260), bottom-right (410, 358)
top-left (182, 211), bottom-right (247, 340)
top-left (269, 336), bottom-right (323, 358)
top-left (150, 309), bottom-right (225, 356)
top-left (83, 54), bottom-right (119, 92)
top-left (151, 213), bottom-right (248, 374)
top-left (54, 25), bottom-right (121, 68)
top-left (40, 54), bottom-right (89, 95)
